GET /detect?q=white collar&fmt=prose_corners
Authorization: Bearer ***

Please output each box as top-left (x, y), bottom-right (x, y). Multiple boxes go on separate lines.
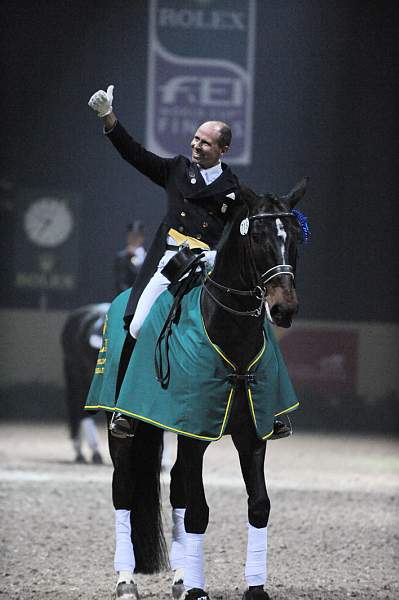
top-left (199, 161), bottom-right (222, 175)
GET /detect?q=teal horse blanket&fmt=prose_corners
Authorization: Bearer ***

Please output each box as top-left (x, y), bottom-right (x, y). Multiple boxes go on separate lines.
top-left (86, 284), bottom-right (299, 441)
top-left (85, 288), bottom-right (131, 412)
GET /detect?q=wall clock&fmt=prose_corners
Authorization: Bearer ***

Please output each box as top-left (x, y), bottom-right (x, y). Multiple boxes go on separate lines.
top-left (23, 197), bottom-right (74, 248)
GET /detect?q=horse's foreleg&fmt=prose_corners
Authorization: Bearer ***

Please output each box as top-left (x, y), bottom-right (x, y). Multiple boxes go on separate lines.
top-left (80, 416), bottom-right (102, 463)
top-left (232, 430), bottom-right (270, 592)
top-left (177, 435), bottom-right (210, 594)
top-left (107, 417), bottom-right (137, 582)
top-left (169, 442), bottom-right (187, 580)
top-left (64, 359), bottom-right (85, 461)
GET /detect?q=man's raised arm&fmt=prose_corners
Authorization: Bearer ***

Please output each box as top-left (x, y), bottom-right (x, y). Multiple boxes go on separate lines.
top-left (87, 84), bottom-right (171, 187)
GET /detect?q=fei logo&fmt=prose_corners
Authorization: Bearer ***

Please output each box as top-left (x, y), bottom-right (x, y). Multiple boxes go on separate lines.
top-left (146, 0), bottom-right (257, 165)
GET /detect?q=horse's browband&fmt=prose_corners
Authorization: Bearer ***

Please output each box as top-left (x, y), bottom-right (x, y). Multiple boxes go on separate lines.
top-left (249, 211), bottom-right (295, 220)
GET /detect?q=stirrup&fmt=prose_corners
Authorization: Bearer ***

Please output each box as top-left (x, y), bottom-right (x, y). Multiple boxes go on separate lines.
top-left (109, 412), bottom-right (137, 439)
top-left (269, 417), bottom-right (292, 440)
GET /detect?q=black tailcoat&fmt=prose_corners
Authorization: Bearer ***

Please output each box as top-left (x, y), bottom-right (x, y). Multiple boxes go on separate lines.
top-left (107, 122), bottom-right (241, 324)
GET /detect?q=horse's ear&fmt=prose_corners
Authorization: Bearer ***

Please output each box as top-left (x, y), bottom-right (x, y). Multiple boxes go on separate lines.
top-left (283, 177), bottom-right (309, 207)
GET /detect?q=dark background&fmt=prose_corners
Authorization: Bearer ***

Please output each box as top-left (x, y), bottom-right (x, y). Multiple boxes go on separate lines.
top-left (1, 0), bottom-right (397, 321)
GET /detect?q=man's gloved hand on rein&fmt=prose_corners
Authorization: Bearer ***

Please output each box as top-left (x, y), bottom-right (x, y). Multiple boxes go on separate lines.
top-left (88, 85), bottom-right (114, 117)
top-left (200, 250), bottom-right (217, 269)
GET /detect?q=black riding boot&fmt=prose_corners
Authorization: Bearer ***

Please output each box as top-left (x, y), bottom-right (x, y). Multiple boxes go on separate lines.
top-left (109, 334), bottom-right (138, 439)
top-left (270, 418), bottom-right (292, 440)
top-left (109, 411), bottom-right (138, 438)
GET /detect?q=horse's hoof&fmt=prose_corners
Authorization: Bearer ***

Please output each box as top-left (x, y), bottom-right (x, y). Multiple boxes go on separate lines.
top-left (92, 450), bottom-right (103, 464)
top-left (242, 586), bottom-right (270, 599)
top-left (172, 567), bottom-right (185, 599)
top-left (114, 580), bottom-right (139, 599)
top-left (181, 588), bottom-right (210, 600)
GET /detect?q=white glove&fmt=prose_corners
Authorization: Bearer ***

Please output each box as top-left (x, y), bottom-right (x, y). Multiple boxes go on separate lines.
top-left (200, 250), bottom-right (217, 269)
top-left (88, 84), bottom-right (114, 117)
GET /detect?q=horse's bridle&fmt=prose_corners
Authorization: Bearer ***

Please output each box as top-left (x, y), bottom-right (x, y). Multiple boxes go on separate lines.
top-left (202, 211), bottom-right (297, 318)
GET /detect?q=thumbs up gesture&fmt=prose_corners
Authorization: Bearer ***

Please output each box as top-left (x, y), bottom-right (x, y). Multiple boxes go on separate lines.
top-left (88, 85), bottom-right (114, 117)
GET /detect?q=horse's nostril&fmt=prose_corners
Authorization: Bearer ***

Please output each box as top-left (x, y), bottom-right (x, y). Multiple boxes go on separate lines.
top-left (270, 302), bottom-right (298, 327)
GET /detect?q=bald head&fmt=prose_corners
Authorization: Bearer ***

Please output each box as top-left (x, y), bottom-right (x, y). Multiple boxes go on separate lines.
top-left (200, 121), bottom-right (232, 149)
top-left (191, 121), bottom-right (232, 169)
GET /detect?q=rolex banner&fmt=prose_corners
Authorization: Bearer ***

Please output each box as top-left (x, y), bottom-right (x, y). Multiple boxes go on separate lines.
top-left (146, 0), bottom-right (257, 165)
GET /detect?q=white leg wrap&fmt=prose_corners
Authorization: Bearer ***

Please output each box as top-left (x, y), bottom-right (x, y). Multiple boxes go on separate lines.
top-left (184, 532), bottom-right (205, 591)
top-left (117, 570), bottom-right (135, 585)
top-left (245, 524), bottom-right (268, 587)
top-left (170, 508), bottom-right (186, 570)
top-left (72, 436), bottom-right (81, 455)
top-left (114, 509), bottom-right (135, 573)
top-left (80, 416), bottom-right (99, 451)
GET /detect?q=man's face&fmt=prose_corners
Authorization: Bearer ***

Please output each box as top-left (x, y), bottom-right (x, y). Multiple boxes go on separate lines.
top-left (190, 123), bottom-right (228, 169)
top-left (127, 232), bottom-right (144, 250)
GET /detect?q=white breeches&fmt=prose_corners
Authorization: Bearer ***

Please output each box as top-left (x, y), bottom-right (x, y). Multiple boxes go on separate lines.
top-left (129, 249), bottom-right (178, 339)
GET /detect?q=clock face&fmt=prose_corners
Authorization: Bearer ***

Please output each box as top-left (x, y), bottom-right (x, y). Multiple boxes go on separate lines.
top-left (24, 198), bottom-right (74, 247)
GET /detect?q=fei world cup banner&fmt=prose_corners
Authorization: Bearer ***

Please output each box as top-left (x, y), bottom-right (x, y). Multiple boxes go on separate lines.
top-left (146, 0), bottom-right (257, 165)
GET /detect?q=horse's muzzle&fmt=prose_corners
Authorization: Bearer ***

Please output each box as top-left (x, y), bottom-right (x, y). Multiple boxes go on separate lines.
top-left (270, 301), bottom-right (298, 328)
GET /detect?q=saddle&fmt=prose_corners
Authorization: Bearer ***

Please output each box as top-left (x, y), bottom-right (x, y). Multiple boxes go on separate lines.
top-left (155, 247), bottom-right (205, 389)
top-left (161, 245), bottom-right (205, 285)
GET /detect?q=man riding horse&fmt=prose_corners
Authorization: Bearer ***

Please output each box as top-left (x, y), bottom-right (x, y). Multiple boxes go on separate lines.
top-left (88, 85), bottom-right (291, 600)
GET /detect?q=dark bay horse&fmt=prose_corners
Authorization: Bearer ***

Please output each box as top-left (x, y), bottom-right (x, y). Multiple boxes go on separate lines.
top-left (105, 180), bottom-right (308, 600)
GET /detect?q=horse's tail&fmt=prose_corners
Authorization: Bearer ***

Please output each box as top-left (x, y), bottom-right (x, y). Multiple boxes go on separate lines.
top-left (130, 422), bottom-right (169, 573)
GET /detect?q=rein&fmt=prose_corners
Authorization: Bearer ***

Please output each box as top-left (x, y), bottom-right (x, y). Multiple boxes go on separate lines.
top-left (202, 211), bottom-right (296, 318)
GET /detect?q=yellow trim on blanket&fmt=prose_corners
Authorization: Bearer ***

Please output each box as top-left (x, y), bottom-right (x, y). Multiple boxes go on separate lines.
top-left (201, 319), bottom-right (237, 371)
top-left (261, 428), bottom-right (275, 440)
top-left (245, 340), bottom-right (266, 428)
top-left (85, 390), bottom-right (236, 441)
top-left (260, 401), bottom-right (300, 440)
top-left (275, 402), bottom-right (299, 417)
top-left (202, 311), bottom-right (270, 433)
top-left (247, 388), bottom-right (257, 427)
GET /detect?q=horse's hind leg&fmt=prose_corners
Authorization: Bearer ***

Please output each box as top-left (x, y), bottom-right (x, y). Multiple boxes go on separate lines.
top-left (232, 428), bottom-right (270, 598)
top-left (169, 444), bottom-right (187, 598)
top-left (107, 417), bottom-right (138, 595)
top-left (177, 434), bottom-right (211, 595)
top-left (107, 418), bottom-right (166, 599)
top-left (169, 442), bottom-right (187, 598)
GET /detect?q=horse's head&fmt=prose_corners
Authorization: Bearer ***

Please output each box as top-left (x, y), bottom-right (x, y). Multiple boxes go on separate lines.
top-left (237, 178), bottom-right (308, 328)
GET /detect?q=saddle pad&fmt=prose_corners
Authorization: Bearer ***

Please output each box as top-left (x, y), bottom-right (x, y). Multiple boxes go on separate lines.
top-left (115, 285), bottom-right (299, 441)
top-left (85, 288), bottom-right (131, 411)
